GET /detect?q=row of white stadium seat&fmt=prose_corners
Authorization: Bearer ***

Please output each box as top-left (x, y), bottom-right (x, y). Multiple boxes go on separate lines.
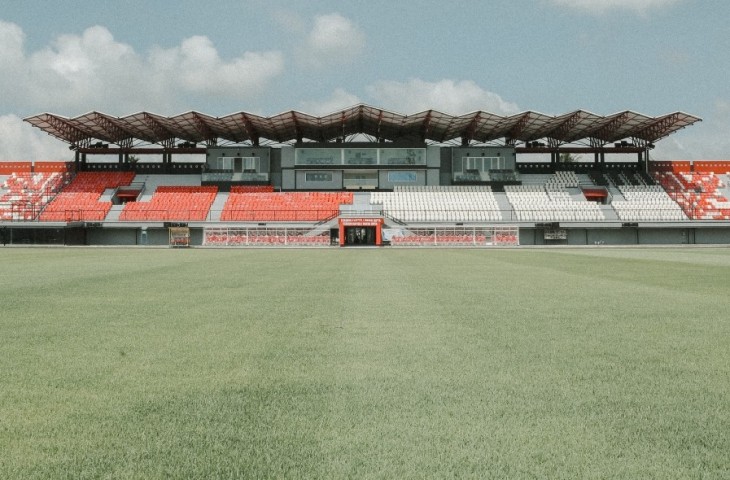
top-left (505, 176), bottom-right (605, 221)
top-left (545, 170), bottom-right (580, 190)
top-left (393, 185), bottom-right (492, 192)
top-left (614, 185), bottom-right (687, 221)
top-left (372, 190), bottom-right (502, 222)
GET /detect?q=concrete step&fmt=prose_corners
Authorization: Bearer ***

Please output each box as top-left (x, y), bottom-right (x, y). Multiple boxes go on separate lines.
top-left (105, 204), bottom-right (124, 222)
top-left (600, 204), bottom-right (620, 221)
top-left (493, 192), bottom-right (514, 221)
top-left (208, 192), bottom-right (229, 221)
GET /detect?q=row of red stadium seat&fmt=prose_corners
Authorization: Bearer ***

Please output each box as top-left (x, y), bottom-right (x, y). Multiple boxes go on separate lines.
top-left (221, 192), bottom-right (353, 222)
top-left (39, 172), bottom-right (135, 222)
top-left (230, 185), bottom-right (275, 193)
top-left (60, 172), bottom-right (136, 193)
top-left (120, 186), bottom-right (218, 221)
top-left (155, 186), bottom-right (218, 193)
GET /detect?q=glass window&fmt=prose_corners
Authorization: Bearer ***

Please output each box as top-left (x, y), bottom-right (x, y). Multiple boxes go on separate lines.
top-left (459, 156), bottom-right (501, 172)
top-left (296, 148), bottom-right (340, 166)
top-left (243, 157), bottom-right (259, 172)
top-left (379, 148), bottom-right (426, 165)
top-left (387, 171), bottom-right (417, 182)
top-left (344, 148), bottom-right (377, 165)
top-left (216, 157), bottom-right (233, 171)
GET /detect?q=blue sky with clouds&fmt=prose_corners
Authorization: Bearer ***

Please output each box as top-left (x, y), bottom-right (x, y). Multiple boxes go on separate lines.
top-left (1, 0), bottom-right (728, 160)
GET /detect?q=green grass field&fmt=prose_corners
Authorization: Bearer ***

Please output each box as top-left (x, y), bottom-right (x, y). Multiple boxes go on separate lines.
top-left (1, 247), bottom-right (729, 479)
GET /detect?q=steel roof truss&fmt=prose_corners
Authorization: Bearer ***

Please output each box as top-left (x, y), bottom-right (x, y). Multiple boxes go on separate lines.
top-left (24, 104), bottom-right (702, 148)
top-left (89, 113), bottom-right (134, 149)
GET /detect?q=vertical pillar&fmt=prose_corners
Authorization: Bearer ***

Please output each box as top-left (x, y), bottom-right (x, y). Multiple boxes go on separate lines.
top-left (339, 219), bottom-right (345, 246)
top-left (638, 150), bottom-right (645, 174)
top-left (375, 220), bottom-right (382, 246)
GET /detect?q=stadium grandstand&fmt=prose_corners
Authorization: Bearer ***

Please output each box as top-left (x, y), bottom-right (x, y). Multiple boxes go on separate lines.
top-left (3, 104), bottom-right (730, 246)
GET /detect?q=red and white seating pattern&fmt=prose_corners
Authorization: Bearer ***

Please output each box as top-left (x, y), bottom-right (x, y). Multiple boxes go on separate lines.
top-left (656, 171), bottom-right (730, 220)
top-left (1, 172), bottom-right (65, 221)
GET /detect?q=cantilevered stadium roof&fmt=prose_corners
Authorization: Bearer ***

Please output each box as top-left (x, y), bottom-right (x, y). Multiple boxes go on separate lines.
top-left (24, 104), bottom-right (701, 149)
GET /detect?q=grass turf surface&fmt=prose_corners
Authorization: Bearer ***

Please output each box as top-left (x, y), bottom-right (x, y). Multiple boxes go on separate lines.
top-left (1, 247), bottom-right (729, 478)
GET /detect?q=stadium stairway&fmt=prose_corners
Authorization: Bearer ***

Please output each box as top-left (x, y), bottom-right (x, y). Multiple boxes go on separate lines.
top-left (350, 192), bottom-right (375, 210)
top-left (492, 192), bottom-right (515, 221)
top-left (340, 192), bottom-right (380, 216)
top-left (208, 192), bottom-right (229, 221)
top-left (577, 173), bottom-right (595, 188)
top-left (99, 188), bottom-right (116, 203)
top-left (567, 187), bottom-right (586, 201)
top-left (105, 204), bottom-right (124, 222)
top-left (608, 186), bottom-right (626, 201)
top-left (600, 204), bottom-right (620, 221)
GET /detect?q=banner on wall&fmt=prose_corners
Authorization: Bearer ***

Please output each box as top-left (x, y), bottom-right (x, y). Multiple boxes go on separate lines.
top-left (339, 218), bottom-right (383, 227)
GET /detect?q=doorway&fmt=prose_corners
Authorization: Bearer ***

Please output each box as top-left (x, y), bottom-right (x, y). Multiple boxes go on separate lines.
top-left (338, 218), bottom-right (383, 246)
top-left (345, 226), bottom-right (376, 246)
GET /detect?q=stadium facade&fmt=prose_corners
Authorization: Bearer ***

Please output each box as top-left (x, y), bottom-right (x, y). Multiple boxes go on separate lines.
top-left (3, 105), bottom-right (730, 246)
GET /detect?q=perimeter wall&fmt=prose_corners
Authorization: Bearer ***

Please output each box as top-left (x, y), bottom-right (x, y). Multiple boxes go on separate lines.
top-left (3, 225), bottom-right (730, 246)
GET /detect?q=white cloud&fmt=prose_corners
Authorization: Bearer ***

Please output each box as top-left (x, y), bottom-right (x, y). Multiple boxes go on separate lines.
top-left (23, 26), bottom-right (146, 112)
top-left (0, 21), bottom-right (284, 115)
top-left (366, 78), bottom-right (521, 115)
top-left (299, 88), bottom-right (361, 116)
top-left (150, 36), bottom-right (284, 100)
top-left (299, 13), bottom-right (365, 67)
top-left (549, 0), bottom-right (683, 14)
top-left (0, 115), bottom-right (70, 161)
top-left (0, 20), bottom-right (24, 65)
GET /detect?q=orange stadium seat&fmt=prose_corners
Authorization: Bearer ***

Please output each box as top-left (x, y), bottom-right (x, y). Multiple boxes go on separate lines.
top-left (120, 186), bottom-right (218, 221)
top-left (39, 172), bottom-right (135, 222)
top-left (220, 192), bottom-right (353, 222)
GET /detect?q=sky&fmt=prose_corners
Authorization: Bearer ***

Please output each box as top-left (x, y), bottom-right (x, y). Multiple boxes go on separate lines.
top-left (1, 0), bottom-right (729, 161)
